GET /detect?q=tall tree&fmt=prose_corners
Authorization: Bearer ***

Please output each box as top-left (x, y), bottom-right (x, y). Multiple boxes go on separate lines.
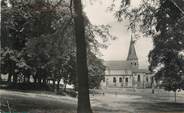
top-left (88, 52), bottom-right (105, 89)
top-left (73, 0), bottom-right (92, 112)
top-left (148, 0), bottom-right (184, 92)
top-left (1, 1), bottom-right (114, 109)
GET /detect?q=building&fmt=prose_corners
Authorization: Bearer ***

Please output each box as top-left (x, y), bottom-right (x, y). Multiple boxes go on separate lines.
top-left (101, 36), bottom-right (153, 89)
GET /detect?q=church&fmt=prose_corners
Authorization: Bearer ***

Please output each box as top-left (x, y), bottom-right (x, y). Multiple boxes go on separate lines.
top-left (101, 36), bottom-right (153, 89)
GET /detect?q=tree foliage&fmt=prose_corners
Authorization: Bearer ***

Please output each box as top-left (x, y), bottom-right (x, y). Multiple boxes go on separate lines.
top-left (1, 0), bottom-right (114, 90)
top-left (112, 0), bottom-right (184, 91)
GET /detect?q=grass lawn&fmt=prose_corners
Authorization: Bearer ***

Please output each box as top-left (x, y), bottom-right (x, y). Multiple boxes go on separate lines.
top-left (0, 89), bottom-right (184, 113)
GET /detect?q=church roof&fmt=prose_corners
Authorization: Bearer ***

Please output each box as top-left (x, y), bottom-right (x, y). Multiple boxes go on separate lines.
top-left (104, 60), bottom-right (131, 70)
top-left (104, 60), bottom-right (150, 73)
top-left (133, 69), bottom-right (150, 73)
top-left (127, 35), bottom-right (138, 61)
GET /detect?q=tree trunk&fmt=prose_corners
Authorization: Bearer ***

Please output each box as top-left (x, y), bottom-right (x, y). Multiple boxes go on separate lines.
top-left (151, 77), bottom-right (154, 94)
top-left (33, 76), bottom-right (37, 84)
top-left (13, 74), bottom-right (17, 84)
top-left (43, 78), bottom-right (47, 85)
top-left (53, 79), bottom-right (55, 91)
top-left (56, 79), bottom-right (60, 93)
top-left (174, 91), bottom-right (176, 103)
top-left (38, 78), bottom-right (41, 85)
top-left (0, 74), bottom-right (2, 81)
top-left (64, 83), bottom-right (67, 92)
top-left (7, 74), bottom-right (12, 83)
top-left (27, 75), bottom-right (30, 83)
top-left (73, 0), bottom-right (92, 113)
top-left (152, 86), bottom-right (155, 94)
top-left (23, 75), bottom-right (26, 83)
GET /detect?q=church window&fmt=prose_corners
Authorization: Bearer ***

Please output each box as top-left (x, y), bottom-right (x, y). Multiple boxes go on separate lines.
top-left (138, 75), bottom-right (140, 82)
top-left (113, 77), bottom-right (116, 83)
top-left (125, 78), bottom-right (128, 82)
top-left (119, 77), bottom-right (122, 82)
top-left (135, 63), bottom-right (136, 65)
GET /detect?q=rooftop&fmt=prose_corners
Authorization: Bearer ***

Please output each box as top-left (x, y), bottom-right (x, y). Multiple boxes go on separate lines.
top-left (104, 60), bottom-right (132, 70)
top-left (104, 60), bottom-right (150, 73)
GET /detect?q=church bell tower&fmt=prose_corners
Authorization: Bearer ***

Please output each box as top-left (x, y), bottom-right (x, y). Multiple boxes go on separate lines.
top-left (127, 35), bottom-right (139, 69)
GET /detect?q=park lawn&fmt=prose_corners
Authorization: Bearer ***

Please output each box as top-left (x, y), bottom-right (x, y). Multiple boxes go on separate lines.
top-left (0, 89), bottom-right (184, 113)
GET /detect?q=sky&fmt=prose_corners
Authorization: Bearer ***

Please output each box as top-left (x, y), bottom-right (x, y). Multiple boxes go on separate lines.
top-left (83, 0), bottom-right (153, 69)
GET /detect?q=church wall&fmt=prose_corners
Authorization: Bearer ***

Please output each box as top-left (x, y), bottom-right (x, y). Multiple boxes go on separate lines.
top-left (105, 70), bottom-right (132, 75)
top-left (125, 75), bottom-right (133, 87)
top-left (103, 75), bottom-right (133, 88)
top-left (104, 76), bottom-right (120, 87)
top-left (101, 72), bottom-right (153, 89)
top-left (133, 72), bottom-right (152, 88)
top-left (133, 73), bottom-right (143, 88)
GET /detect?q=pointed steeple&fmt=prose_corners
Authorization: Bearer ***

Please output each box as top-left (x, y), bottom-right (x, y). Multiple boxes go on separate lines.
top-left (127, 35), bottom-right (138, 61)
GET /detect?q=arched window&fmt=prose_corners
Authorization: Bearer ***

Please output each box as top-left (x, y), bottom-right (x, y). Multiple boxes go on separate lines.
top-left (113, 77), bottom-right (116, 83)
top-left (125, 78), bottom-right (128, 82)
top-left (135, 63), bottom-right (136, 65)
top-left (119, 77), bottom-right (122, 82)
top-left (138, 75), bottom-right (140, 82)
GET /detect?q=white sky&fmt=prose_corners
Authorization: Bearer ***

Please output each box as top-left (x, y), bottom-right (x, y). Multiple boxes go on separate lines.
top-left (83, 0), bottom-right (153, 69)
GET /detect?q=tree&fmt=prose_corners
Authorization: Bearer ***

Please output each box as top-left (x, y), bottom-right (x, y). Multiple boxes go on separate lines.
top-left (1, 0), bottom-right (59, 84)
top-left (73, 0), bottom-right (92, 112)
top-left (1, 0), bottom-right (113, 94)
top-left (113, 0), bottom-right (184, 92)
top-left (1, 1), bottom-right (114, 110)
top-left (148, 0), bottom-right (184, 92)
top-left (88, 52), bottom-right (105, 89)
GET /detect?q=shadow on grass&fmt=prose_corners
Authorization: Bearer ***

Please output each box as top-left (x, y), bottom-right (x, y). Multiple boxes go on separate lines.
top-left (1, 94), bottom-right (77, 112)
top-left (129, 101), bottom-right (184, 112)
